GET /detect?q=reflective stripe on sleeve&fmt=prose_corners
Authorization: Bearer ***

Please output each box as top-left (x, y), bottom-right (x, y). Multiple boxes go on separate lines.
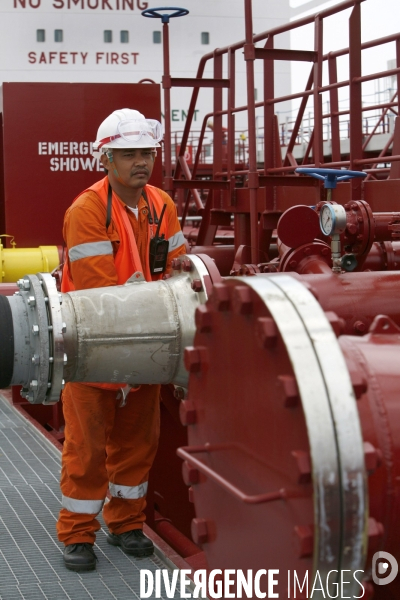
top-left (109, 481), bottom-right (148, 500)
top-left (62, 495), bottom-right (104, 514)
top-left (167, 231), bottom-right (186, 251)
top-left (69, 241), bottom-right (113, 262)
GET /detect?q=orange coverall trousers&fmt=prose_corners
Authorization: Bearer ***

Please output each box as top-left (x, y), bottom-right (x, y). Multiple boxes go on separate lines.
top-left (56, 382), bottom-right (160, 546)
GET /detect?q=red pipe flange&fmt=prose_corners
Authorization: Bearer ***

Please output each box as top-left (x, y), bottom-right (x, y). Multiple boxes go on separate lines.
top-left (179, 274), bottom-right (367, 598)
top-left (180, 273), bottom-right (400, 598)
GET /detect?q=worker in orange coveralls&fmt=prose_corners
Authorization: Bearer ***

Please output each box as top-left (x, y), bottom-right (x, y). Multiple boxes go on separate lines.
top-left (57, 108), bottom-right (187, 572)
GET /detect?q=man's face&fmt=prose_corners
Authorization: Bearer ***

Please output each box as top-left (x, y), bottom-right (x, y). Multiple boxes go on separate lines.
top-left (101, 147), bottom-right (156, 188)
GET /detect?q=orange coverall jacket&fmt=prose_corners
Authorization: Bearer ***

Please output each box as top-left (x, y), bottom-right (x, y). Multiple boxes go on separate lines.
top-left (56, 177), bottom-right (186, 545)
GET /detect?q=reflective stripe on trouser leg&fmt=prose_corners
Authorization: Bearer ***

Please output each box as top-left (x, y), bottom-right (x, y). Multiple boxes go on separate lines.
top-left (109, 481), bottom-right (148, 500)
top-left (62, 495), bottom-right (105, 514)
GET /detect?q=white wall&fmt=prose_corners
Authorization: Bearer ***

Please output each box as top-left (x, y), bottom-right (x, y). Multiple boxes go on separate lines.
top-left (0, 0), bottom-right (292, 132)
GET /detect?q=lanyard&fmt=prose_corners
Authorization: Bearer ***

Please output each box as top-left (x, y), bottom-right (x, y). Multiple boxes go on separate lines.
top-left (106, 183), bottom-right (158, 234)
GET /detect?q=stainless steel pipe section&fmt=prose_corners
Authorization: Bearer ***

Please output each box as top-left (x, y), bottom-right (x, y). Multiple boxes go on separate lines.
top-left (3, 255), bottom-right (208, 404)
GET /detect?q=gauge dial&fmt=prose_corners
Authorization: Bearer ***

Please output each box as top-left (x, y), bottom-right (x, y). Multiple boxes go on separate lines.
top-left (319, 204), bottom-right (347, 236)
top-left (320, 204), bottom-right (334, 235)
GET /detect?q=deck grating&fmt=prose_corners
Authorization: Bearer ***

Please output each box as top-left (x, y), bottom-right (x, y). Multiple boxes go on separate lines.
top-left (0, 395), bottom-right (182, 600)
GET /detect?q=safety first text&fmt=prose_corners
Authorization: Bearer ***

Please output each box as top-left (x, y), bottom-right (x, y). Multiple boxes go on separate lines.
top-left (28, 51), bottom-right (139, 65)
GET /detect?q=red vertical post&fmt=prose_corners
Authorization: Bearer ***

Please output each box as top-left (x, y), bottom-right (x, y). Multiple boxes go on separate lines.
top-left (313, 16), bottom-right (324, 166)
top-left (349, 2), bottom-right (363, 199)
top-left (244, 0), bottom-right (259, 263)
top-left (328, 55), bottom-right (341, 163)
top-left (213, 52), bottom-right (223, 182)
top-left (396, 39), bottom-right (400, 116)
top-left (263, 35), bottom-right (275, 211)
top-left (227, 48), bottom-right (237, 210)
top-left (162, 21), bottom-right (173, 195)
top-left (227, 48), bottom-right (236, 176)
top-left (213, 52), bottom-right (224, 214)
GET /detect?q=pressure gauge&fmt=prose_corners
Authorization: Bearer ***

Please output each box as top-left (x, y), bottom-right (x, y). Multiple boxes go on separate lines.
top-left (319, 203), bottom-right (347, 236)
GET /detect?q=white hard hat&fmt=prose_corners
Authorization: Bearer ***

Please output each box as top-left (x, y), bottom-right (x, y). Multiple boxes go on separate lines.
top-left (92, 108), bottom-right (162, 158)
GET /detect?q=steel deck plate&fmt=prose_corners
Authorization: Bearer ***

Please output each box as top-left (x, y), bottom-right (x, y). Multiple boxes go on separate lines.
top-left (0, 394), bottom-right (182, 600)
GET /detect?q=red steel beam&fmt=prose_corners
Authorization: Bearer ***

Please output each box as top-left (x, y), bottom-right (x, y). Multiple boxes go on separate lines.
top-left (397, 39), bottom-right (400, 115)
top-left (244, 0), bottom-right (259, 263)
top-left (354, 155), bottom-right (400, 165)
top-left (352, 67), bottom-right (400, 84)
top-left (173, 180), bottom-right (230, 190)
top-left (328, 55), bottom-right (341, 163)
top-left (162, 20), bottom-right (173, 195)
top-left (313, 16), bottom-right (324, 167)
top-left (349, 2), bottom-right (363, 199)
top-left (254, 48), bottom-right (317, 62)
top-left (169, 77), bottom-right (230, 88)
top-left (213, 52), bottom-right (224, 184)
top-left (258, 176), bottom-right (320, 187)
top-left (264, 35), bottom-right (276, 209)
top-left (227, 48), bottom-right (236, 178)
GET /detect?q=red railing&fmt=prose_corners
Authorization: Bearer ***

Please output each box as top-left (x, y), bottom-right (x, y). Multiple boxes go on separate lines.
top-left (158, 0), bottom-right (400, 263)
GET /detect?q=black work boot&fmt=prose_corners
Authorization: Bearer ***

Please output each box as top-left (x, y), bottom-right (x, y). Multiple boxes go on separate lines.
top-left (63, 543), bottom-right (97, 572)
top-left (107, 529), bottom-right (154, 557)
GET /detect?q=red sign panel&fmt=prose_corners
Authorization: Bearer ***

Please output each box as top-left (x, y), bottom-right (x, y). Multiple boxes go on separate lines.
top-left (0, 82), bottom-right (161, 246)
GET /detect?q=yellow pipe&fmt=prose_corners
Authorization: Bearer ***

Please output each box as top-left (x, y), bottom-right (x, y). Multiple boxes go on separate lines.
top-left (0, 237), bottom-right (60, 283)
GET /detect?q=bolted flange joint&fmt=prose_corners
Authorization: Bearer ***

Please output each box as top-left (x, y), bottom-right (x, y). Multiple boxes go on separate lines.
top-left (184, 346), bottom-right (209, 373)
top-left (179, 400), bottom-right (197, 426)
top-left (191, 518), bottom-right (209, 545)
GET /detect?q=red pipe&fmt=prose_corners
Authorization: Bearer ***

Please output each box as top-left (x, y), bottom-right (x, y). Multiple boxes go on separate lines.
top-left (153, 510), bottom-right (201, 558)
top-left (0, 283), bottom-right (19, 296)
top-left (190, 246), bottom-right (236, 276)
top-left (339, 324), bottom-right (400, 595)
top-left (289, 271), bottom-right (400, 335)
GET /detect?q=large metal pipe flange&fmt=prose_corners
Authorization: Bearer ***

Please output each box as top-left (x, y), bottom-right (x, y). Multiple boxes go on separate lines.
top-left (37, 273), bottom-right (65, 404)
top-left (267, 274), bottom-right (367, 578)
top-left (7, 274), bottom-right (63, 405)
top-left (180, 274), bottom-right (367, 597)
